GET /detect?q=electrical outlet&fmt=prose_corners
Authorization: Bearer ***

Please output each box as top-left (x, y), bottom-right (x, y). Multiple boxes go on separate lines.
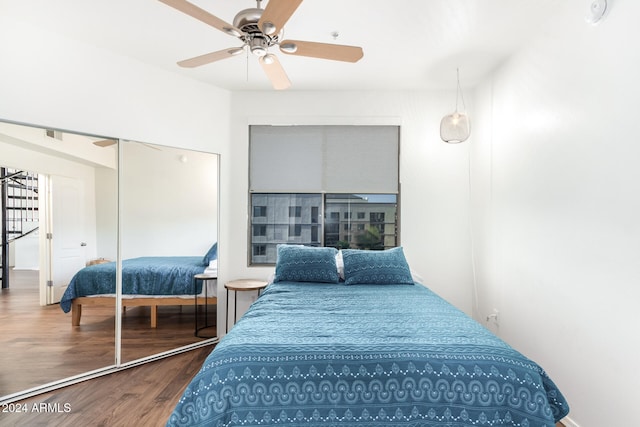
top-left (486, 309), bottom-right (499, 327)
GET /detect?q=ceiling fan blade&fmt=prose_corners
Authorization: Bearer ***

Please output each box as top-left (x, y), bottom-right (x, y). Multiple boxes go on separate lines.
top-left (259, 55), bottom-right (291, 90)
top-left (93, 139), bottom-right (117, 147)
top-left (177, 47), bottom-right (244, 68)
top-left (279, 40), bottom-right (364, 62)
top-left (158, 0), bottom-right (242, 37)
top-left (141, 143), bottom-right (162, 151)
top-left (258, 0), bottom-right (303, 35)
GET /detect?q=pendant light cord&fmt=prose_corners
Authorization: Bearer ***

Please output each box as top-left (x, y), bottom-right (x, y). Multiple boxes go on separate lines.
top-left (456, 68), bottom-right (467, 113)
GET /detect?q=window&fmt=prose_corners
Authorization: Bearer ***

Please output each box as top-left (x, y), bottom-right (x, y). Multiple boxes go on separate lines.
top-left (253, 225), bottom-right (267, 237)
top-left (289, 224), bottom-right (302, 236)
top-left (249, 125), bottom-right (399, 265)
top-left (253, 245), bottom-right (266, 257)
top-left (289, 206), bottom-right (302, 217)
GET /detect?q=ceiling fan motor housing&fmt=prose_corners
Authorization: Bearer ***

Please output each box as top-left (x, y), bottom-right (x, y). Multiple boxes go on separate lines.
top-left (233, 7), bottom-right (282, 56)
top-left (250, 37), bottom-right (268, 56)
top-left (233, 7), bottom-right (262, 29)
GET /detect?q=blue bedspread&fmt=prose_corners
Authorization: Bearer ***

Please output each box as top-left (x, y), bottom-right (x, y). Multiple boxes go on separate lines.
top-left (167, 282), bottom-right (568, 426)
top-left (60, 256), bottom-right (205, 313)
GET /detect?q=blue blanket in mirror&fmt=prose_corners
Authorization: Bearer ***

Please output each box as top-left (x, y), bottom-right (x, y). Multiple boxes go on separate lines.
top-left (59, 256), bottom-right (206, 313)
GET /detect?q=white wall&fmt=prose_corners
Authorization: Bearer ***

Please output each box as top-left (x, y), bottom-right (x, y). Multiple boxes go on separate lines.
top-left (0, 17), bottom-right (230, 155)
top-left (221, 91), bottom-right (474, 324)
top-left (12, 236), bottom-right (38, 270)
top-left (471, 1), bottom-right (640, 425)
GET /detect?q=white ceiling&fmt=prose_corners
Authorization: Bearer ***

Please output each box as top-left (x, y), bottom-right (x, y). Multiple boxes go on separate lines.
top-left (7, 0), bottom-right (558, 92)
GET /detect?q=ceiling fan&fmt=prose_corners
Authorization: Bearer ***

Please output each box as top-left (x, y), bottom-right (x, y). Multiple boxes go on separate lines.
top-left (158, 0), bottom-right (364, 90)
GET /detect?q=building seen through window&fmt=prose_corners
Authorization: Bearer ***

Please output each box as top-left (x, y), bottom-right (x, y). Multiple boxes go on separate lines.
top-left (250, 193), bottom-right (397, 264)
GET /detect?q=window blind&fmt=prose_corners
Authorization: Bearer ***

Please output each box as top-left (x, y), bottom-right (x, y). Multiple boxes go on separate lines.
top-left (249, 125), bottom-right (399, 193)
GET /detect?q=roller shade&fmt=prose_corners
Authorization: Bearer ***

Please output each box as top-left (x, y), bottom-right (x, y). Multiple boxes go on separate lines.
top-left (249, 125), bottom-right (399, 193)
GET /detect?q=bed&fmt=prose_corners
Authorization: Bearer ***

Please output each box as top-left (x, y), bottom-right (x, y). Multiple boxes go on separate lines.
top-left (60, 244), bottom-right (218, 328)
top-left (167, 245), bottom-right (569, 426)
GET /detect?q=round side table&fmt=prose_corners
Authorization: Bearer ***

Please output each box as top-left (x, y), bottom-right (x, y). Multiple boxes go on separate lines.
top-left (193, 272), bottom-right (217, 338)
top-left (224, 279), bottom-right (267, 333)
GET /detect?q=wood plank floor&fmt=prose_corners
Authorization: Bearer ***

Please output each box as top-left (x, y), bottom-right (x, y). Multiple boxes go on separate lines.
top-left (0, 344), bottom-right (215, 426)
top-left (0, 269), bottom-right (216, 397)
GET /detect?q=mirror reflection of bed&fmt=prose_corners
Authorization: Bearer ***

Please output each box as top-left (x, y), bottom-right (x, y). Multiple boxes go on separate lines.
top-left (119, 140), bottom-right (218, 362)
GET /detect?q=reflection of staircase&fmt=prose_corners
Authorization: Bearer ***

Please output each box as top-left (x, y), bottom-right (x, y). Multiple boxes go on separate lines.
top-left (1, 167), bottom-right (39, 289)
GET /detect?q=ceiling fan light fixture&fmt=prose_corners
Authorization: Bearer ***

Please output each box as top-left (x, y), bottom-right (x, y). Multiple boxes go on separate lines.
top-left (250, 36), bottom-right (268, 56)
top-left (251, 46), bottom-right (267, 57)
top-left (261, 53), bottom-right (276, 65)
top-left (262, 21), bottom-right (276, 35)
top-left (440, 68), bottom-right (471, 144)
top-left (280, 42), bottom-right (298, 54)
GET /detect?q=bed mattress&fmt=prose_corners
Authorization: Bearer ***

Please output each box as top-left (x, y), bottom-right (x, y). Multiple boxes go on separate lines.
top-left (167, 281), bottom-right (568, 426)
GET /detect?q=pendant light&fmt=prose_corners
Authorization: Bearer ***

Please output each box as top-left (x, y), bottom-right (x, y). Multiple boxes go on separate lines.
top-left (440, 68), bottom-right (470, 143)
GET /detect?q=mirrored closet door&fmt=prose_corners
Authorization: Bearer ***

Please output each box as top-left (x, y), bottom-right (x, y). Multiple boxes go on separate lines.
top-left (0, 120), bottom-right (219, 402)
top-left (119, 140), bottom-right (219, 363)
top-left (0, 120), bottom-right (118, 398)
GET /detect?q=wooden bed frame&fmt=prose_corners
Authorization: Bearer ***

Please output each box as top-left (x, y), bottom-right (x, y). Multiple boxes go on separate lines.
top-left (71, 296), bottom-right (218, 328)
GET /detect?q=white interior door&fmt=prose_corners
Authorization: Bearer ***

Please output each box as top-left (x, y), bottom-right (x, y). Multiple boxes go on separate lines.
top-left (47, 175), bottom-right (86, 304)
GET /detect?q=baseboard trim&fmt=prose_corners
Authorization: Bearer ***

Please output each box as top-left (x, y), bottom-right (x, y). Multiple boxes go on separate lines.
top-left (561, 416), bottom-right (580, 427)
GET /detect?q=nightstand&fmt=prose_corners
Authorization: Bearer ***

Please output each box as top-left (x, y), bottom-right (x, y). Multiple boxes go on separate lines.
top-left (193, 272), bottom-right (217, 338)
top-left (224, 279), bottom-right (268, 333)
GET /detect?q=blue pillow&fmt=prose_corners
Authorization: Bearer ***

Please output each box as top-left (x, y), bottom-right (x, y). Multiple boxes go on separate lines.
top-left (342, 247), bottom-right (414, 285)
top-left (274, 245), bottom-right (339, 283)
top-left (202, 242), bottom-right (217, 266)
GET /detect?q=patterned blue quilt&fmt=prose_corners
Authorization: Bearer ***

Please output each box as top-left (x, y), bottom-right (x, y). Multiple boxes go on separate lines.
top-left (59, 256), bottom-right (205, 313)
top-left (167, 282), bottom-right (569, 427)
